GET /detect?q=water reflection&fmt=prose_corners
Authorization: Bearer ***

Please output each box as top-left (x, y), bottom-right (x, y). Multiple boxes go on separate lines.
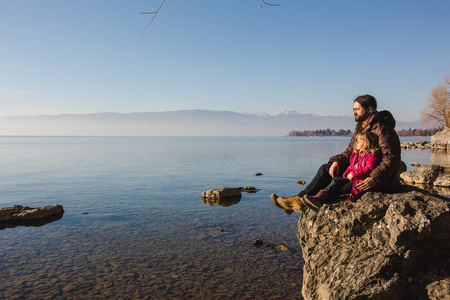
top-left (431, 150), bottom-right (450, 170)
top-left (202, 195), bottom-right (242, 207)
top-left (399, 149), bottom-right (450, 195)
top-left (0, 212), bottom-right (63, 231)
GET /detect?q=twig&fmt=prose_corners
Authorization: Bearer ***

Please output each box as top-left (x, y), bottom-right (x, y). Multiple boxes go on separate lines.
top-left (259, 0), bottom-right (281, 7)
top-left (140, 0), bottom-right (166, 34)
top-left (141, 0), bottom-right (280, 33)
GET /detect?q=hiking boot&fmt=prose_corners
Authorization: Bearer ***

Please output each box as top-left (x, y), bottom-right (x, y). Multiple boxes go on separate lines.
top-left (271, 194), bottom-right (306, 214)
top-left (302, 178), bottom-right (350, 212)
top-left (302, 190), bottom-right (327, 212)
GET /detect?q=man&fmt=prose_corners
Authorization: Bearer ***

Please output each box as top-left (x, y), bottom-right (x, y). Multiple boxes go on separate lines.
top-left (271, 94), bottom-right (401, 214)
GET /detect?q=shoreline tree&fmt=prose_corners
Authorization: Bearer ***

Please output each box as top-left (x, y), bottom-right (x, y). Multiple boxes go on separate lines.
top-left (421, 75), bottom-right (450, 129)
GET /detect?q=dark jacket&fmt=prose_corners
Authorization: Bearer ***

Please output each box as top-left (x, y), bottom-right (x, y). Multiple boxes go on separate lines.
top-left (329, 110), bottom-right (401, 191)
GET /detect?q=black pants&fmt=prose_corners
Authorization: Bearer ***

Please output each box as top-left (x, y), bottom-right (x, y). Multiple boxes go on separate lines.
top-left (298, 163), bottom-right (352, 199)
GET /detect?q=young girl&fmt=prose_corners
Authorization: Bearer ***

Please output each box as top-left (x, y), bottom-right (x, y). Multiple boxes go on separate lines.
top-left (343, 131), bottom-right (382, 202)
top-left (302, 131), bottom-right (382, 211)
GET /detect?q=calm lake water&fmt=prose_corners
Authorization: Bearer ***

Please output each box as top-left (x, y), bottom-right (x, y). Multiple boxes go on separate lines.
top-left (0, 136), bottom-right (435, 299)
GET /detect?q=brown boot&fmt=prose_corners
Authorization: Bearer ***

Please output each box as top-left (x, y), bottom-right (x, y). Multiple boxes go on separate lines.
top-left (302, 178), bottom-right (349, 212)
top-left (271, 194), bottom-right (306, 214)
top-left (271, 194), bottom-right (293, 214)
top-left (302, 190), bottom-right (327, 212)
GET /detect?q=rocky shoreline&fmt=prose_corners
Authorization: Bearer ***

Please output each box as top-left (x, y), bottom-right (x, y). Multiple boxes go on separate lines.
top-left (298, 186), bottom-right (450, 300)
top-left (401, 141), bottom-right (431, 149)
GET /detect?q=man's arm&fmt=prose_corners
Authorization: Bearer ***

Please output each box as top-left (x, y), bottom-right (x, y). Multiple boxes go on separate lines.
top-left (369, 125), bottom-right (401, 185)
top-left (328, 134), bottom-right (356, 175)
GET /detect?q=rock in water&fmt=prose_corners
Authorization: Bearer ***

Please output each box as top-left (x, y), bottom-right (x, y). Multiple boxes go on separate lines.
top-left (201, 187), bottom-right (242, 199)
top-left (0, 204), bottom-right (64, 221)
top-left (297, 187), bottom-right (450, 300)
top-left (399, 164), bottom-right (444, 184)
top-left (431, 128), bottom-right (450, 150)
top-left (0, 204), bottom-right (64, 229)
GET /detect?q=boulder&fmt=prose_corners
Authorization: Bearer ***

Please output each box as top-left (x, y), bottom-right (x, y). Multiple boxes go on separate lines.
top-left (201, 186), bottom-right (259, 207)
top-left (431, 128), bottom-right (450, 150)
top-left (433, 175), bottom-right (450, 187)
top-left (202, 187), bottom-right (242, 199)
top-left (297, 187), bottom-right (450, 300)
top-left (0, 204), bottom-right (64, 229)
top-left (400, 164), bottom-right (444, 184)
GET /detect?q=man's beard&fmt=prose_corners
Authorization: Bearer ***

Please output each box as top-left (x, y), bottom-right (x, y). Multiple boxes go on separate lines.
top-left (354, 111), bottom-right (370, 122)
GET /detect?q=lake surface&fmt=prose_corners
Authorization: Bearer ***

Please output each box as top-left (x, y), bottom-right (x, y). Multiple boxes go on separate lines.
top-left (0, 136), bottom-right (435, 299)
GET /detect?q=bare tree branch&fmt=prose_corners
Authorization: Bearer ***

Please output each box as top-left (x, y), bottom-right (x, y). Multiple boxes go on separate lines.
top-left (140, 0), bottom-right (166, 34)
top-left (141, 0), bottom-right (281, 33)
top-left (421, 75), bottom-right (450, 128)
top-left (261, 0), bottom-right (281, 6)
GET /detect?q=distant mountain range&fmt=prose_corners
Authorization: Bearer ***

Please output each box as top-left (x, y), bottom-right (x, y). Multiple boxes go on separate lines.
top-left (0, 110), bottom-right (424, 136)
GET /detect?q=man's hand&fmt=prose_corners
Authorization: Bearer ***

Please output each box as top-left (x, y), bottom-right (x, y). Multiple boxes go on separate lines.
top-left (329, 162), bottom-right (339, 177)
top-left (356, 177), bottom-right (376, 191)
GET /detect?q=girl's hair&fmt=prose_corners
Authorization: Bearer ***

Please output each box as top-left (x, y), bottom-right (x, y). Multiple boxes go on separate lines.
top-left (355, 131), bottom-right (380, 154)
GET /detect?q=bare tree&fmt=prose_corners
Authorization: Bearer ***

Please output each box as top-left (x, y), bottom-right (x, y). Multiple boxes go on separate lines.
top-left (421, 75), bottom-right (450, 128)
top-left (140, 0), bottom-right (280, 33)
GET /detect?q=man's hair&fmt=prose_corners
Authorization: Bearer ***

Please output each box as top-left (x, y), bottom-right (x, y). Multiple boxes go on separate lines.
top-left (354, 94), bottom-right (377, 110)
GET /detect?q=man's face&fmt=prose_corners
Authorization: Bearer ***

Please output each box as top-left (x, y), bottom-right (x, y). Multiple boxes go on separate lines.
top-left (353, 102), bottom-right (371, 123)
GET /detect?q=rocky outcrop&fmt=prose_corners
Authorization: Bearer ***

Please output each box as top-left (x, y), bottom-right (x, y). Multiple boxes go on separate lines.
top-left (400, 164), bottom-right (444, 185)
top-left (0, 204), bottom-right (64, 230)
top-left (401, 141), bottom-right (431, 149)
top-left (431, 129), bottom-right (450, 150)
top-left (201, 187), bottom-right (259, 207)
top-left (297, 187), bottom-right (450, 300)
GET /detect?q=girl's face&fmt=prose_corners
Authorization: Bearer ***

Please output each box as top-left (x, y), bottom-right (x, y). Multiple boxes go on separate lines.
top-left (356, 138), bottom-right (366, 152)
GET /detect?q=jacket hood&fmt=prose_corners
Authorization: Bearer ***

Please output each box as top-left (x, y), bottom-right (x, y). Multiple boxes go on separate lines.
top-left (370, 110), bottom-right (396, 129)
top-left (354, 110), bottom-right (396, 133)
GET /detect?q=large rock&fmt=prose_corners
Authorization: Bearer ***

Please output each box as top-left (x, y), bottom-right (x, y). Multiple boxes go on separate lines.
top-left (431, 128), bottom-right (450, 150)
top-left (297, 187), bottom-right (450, 300)
top-left (201, 186), bottom-right (259, 207)
top-left (399, 164), bottom-right (444, 184)
top-left (201, 187), bottom-right (242, 199)
top-left (433, 174), bottom-right (450, 187)
top-left (0, 204), bottom-right (64, 229)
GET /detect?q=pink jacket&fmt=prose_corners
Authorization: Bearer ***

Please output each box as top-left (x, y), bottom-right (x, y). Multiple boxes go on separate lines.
top-left (343, 150), bottom-right (382, 202)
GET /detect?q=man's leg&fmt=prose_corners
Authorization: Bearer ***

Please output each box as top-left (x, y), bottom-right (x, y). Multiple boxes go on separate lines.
top-left (298, 163), bottom-right (334, 197)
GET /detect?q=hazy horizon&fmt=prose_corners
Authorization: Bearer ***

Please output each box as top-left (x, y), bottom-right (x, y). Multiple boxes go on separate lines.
top-left (0, 109), bottom-right (425, 137)
top-left (2, 1), bottom-right (450, 123)
top-left (0, 108), bottom-right (420, 123)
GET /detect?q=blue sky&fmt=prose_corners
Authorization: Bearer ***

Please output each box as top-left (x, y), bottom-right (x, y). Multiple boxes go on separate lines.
top-left (1, 0), bottom-right (449, 122)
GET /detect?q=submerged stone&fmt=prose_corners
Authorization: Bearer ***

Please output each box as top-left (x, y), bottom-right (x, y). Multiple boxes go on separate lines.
top-left (201, 186), bottom-right (259, 207)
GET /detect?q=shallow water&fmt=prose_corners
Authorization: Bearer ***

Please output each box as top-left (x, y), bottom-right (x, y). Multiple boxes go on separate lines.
top-left (0, 136), bottom-right (435, 299)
